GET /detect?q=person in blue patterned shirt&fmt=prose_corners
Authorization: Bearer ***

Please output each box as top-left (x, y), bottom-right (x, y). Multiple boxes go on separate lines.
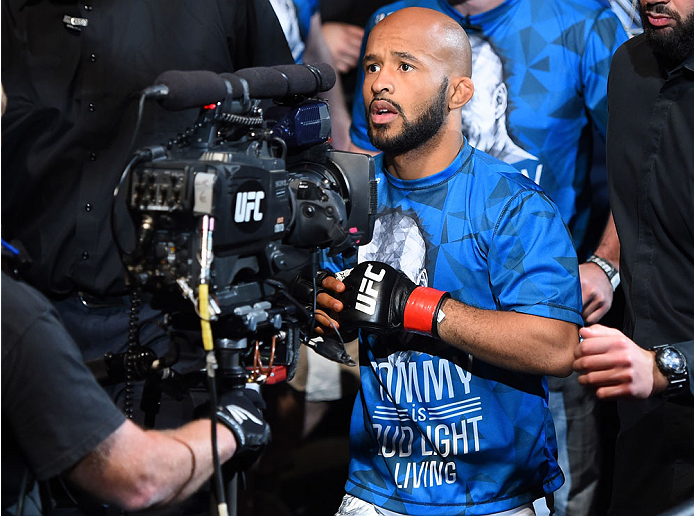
top-left (314, 8), bottom-right (583, 515)
top-left (347, 2), bottom-right (629, 514)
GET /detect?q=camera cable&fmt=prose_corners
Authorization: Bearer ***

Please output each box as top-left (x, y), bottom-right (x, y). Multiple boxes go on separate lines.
top-left (196, 215), bottom-right (231, 516)
top-left (123, 288), bottom-right (142, 420)
top-left (110, 91), bottom-right (158, 264)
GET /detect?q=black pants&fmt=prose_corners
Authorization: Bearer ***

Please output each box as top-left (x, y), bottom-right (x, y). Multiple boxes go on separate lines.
top-left (609, 400), bottom-right (694, 516)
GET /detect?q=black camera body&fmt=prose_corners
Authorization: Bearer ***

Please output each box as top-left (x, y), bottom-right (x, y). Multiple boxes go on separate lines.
top-left (122, 68), bottom-right (376, 382)
top-left (128, 143), bottom-right (374, 294)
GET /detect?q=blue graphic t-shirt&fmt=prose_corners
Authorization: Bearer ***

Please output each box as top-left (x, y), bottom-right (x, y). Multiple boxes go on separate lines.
top-left (322, 143), bottom-right (583, 515)
top-left (350, 0), bottom-right (628, 257)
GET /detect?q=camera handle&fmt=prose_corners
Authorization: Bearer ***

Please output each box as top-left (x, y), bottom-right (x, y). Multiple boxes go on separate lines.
top-left (217, 338), bottom-right (249, 516)
top-left (203, 338), bottom-right (249, 516)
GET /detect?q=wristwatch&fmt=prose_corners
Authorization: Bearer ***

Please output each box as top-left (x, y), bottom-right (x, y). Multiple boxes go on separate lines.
top-left (586, 254), bottom-right (620, 291)
top-left (653, 344), bottom-right (689, 398)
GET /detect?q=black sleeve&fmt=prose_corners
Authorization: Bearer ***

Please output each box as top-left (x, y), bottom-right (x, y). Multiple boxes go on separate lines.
top-left (673, 341), bottom-right (694, 398)
top-left (228, 0), bottom-right (294, 70)
top-left (1, 274), bottom-right (126, 481)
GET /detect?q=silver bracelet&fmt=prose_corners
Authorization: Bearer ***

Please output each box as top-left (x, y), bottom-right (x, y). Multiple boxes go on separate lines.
top-left (586, 254), bottom-right (620, 291)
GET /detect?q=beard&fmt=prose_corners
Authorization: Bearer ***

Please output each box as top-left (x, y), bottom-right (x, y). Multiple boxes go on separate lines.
top-left (367, 79), bottom-right (449, 155)
top-left (639, 3), bottom-right (694, 65)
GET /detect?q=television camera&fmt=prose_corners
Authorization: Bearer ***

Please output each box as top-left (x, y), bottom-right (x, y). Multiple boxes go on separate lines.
top-left (116, 63), bottom-right (377, 390)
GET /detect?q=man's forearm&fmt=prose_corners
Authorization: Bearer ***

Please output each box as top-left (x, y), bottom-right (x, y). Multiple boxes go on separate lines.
top-left (69, 419), bottom-right (236, 511)
top-left (592, 212), bottom-right (620, 267)
top-left (580, 212), bottom-right (621, 323)
top-left (161, 420), bottom-right (237, 504)
top-left (437, 298), bottom-right (579, 377)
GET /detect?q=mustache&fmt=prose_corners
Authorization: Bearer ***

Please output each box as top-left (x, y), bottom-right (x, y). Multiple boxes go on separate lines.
top-left (369, 97), bottom-right (404, 116)
top-left (642, 3), bottom-right (678, 18)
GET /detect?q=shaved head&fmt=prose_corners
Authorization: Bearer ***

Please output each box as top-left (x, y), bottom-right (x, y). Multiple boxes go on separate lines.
top-left (370, 7), bottom-right (472, 78)
top-left (361, 7), bottom-right (474, 163)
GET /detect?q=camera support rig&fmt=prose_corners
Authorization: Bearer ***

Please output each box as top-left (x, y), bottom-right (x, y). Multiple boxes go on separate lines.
top-left (115, 63), bottom-right (377, 516)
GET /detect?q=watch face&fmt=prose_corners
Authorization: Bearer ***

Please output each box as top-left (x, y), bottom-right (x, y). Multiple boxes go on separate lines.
top-left (657, 347), bottom-right (687, 375)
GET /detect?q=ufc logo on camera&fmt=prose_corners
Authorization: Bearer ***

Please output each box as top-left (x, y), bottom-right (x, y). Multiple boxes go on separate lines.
top-left (355, 264), bottom-right (386, 315)
top-left (234, 190), bottom-right (265, 223)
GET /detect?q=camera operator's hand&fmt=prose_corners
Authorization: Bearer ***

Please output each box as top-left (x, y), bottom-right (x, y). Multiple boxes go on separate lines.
top-left (292, 270), bottom-right (338, 311)
top-left (292, 269), bottom-right (345, 335)
top-left (314, 273), bottom-right (346, 334)
top-left (338, 261), bottom-right (449, 337)
top-left (216, 387), bottom-right (271, 470)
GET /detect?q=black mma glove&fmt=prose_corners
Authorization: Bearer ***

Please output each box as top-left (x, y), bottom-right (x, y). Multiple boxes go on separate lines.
top-left (338, 261), bottom-right (450, 338)
top-left (216, 387), bottom-right (271, 469)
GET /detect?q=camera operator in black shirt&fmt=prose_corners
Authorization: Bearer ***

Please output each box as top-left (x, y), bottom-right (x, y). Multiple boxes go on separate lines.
top-left (1, 0), bottom-right (295, 424)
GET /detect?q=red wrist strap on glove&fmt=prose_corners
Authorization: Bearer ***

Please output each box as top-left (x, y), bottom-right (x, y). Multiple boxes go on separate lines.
top-left (403, 287), bottom-right (449, 336)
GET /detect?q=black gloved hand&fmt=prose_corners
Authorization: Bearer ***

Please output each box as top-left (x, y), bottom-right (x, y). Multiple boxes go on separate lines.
top-left (338, 261), bottom-right (450, 338)
top-left (291, 268), bottom-right (336, 311)
top-left (216, 387), bottom-right (271, 470)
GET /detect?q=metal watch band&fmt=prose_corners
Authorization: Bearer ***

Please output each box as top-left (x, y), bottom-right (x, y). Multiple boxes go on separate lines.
top-left (653, 344), bottom-right (689, 398)
top-left (587, 254), bottom-right (620, 291)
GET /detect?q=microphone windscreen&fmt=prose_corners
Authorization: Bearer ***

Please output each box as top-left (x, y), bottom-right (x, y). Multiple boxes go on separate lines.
top-left (273, 63), bottom-right (337, 94)
top-left (233, 63), bottom-right (337, 99)
top-left (233, 67), bottom-right (291, 99)
top-left (219, 73), bottom-right (250, 99)
top-left (155, 70), bottom-right (230, 111)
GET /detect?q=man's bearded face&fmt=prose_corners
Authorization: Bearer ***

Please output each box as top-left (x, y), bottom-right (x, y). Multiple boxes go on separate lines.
top-left (639, 1), bottom-right (694, 64)
top-left (367, 78), bottom-right (449, 154)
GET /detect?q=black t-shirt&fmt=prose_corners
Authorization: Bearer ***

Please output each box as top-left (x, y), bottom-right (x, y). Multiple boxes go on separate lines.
top-left (1, 0), bottom-right (293, 298)
top-left (1, 272), bottom-right (126, 510)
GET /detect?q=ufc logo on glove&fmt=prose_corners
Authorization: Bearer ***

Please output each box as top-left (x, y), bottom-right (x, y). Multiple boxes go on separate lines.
top-left (356, 264), bottom-right (387, 315)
